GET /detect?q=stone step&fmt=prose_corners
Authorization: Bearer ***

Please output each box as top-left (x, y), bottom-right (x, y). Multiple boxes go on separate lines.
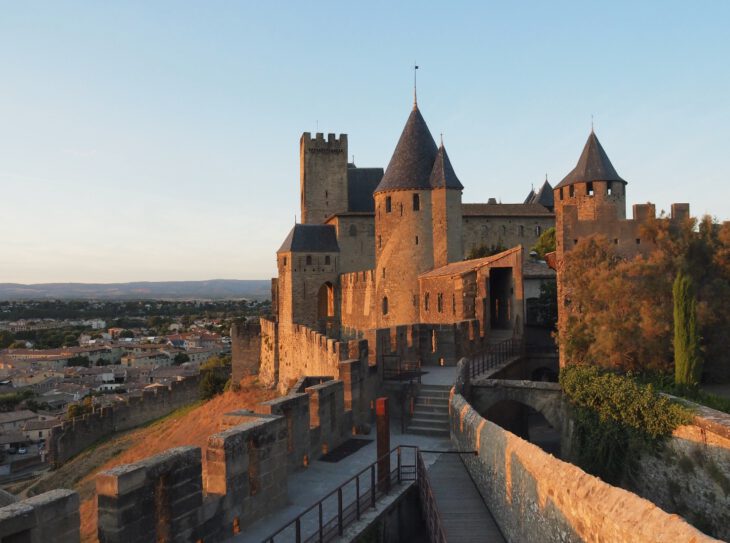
top-left (417, 389), bottom-right (451, 399)
top-left (412, 402), bottom-right (449, 414)
top-left (415, 396), bottom-right (449, 407)
top-left (410, 411), bottom-right (449, 422)
top-left (410, 416), bottom-right (450, 428)
top-left (406, 425), bottom-right (450, 438)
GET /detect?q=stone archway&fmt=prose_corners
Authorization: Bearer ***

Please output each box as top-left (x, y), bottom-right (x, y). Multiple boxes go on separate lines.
top-left (317, 282), bottom-right (335, 322)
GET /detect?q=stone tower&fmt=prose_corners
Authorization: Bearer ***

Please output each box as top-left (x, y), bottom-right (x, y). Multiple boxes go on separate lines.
top-left (373, 104), bottom-right (463, 327)
top-left (430, 143), bottom-right (464, 268)
top-left (552, 130), bottom-right (627, 261)
top-left (553, 130), bottom-right (627, 366)
top-left (300, 133), bottom-right (349, 224)
top-left (275, 224), bottom-right (340, 331)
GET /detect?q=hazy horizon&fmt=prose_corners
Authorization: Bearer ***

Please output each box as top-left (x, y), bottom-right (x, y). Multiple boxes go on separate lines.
top-left (2, 1), bottom-right (729, 283)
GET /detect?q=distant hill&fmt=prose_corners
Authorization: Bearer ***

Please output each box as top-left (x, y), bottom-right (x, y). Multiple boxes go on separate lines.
top-left (0, 279), bottom-right (271, 301)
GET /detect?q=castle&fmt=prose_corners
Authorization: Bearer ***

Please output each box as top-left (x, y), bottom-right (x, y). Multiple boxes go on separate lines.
top-left (549, 129), bottom-right (690, 365)
top-left (259, 100), bottom-right (556, 390)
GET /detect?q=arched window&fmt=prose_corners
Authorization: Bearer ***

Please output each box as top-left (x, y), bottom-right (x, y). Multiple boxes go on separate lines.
top-left (349, 224), bottom-right (357, 237)
top-left (382, 297), bottom-right (389, 315)
top-left (306, 255), bottom-right (312, 266)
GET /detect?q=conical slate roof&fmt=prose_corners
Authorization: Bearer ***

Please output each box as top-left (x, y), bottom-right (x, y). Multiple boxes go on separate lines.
top-left (531, 179), bottom-right (554, 209)
top-left (428, 144), bottom-right (464, 190)
top-left (374, 106), bottom-right (438, 193)
top-left (523, 188), bottom-right (535, 204)
top-left (556, 131), bottom-right (626, 188)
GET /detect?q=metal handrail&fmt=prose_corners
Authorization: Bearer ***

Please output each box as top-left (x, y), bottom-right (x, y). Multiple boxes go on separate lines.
top-left (261, 445), bottom-right (418, 543)
top-left (467, 337), bottom-right (523, 379)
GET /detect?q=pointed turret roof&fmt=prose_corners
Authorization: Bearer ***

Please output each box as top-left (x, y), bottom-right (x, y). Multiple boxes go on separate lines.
top-left (428, 144), bottom-right (463, 190)
top-left (374, 106), bottom-right (438, 193)
top-left (531, 179), bottom-right (554, 209)
top-left (556, 131), bottom-right (626, 188)
top-left (523, 188), bottom-right (535, 204)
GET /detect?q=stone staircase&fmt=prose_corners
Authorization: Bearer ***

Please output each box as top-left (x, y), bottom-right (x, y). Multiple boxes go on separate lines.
top-left (407, 384), bottom-right (451, 438)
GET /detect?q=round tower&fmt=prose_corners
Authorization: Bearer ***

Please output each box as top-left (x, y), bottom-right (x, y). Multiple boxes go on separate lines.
top-left (374, 105), bottom-right (439, 327)
top-left (553, 130), bottom-right (627, 258)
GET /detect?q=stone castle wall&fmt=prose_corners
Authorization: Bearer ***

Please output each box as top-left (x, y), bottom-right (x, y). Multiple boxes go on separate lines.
top-left (462, 213), bottom-right (554, 256)
top-left (230, 321), bottom-right (261, 384)
top-left (48, 374), bottom-right (200, 466)
top-left (450, 367), bottom-right (720, 543)
top-left (0, 489), bottom-right (80, 543)
top-left (431, 188), bottom-right (463, 268)
top-left (340, 270), bottom-right (376, 330)
top-left (628, 401), bottom-right (730, 541)
top-left (327, 214), bottom-right (376, 273)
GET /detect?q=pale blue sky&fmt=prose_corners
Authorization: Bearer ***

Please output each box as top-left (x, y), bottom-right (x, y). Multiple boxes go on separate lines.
top-left (1, 1), bottom-right (728, 283)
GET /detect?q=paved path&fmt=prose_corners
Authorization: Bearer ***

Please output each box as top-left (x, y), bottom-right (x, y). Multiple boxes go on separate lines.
top-left (428, 454), bottom-right (505, 543)
top-left (233, 429), bottom-right (450, 542)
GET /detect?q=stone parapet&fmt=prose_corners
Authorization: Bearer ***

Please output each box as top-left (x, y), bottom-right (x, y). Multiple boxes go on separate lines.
top-left (0, 489), bottom-right (80, 543)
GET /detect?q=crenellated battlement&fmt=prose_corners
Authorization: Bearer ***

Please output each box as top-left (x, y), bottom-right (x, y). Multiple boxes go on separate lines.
top-left (301, 132), bottom-right (348, 151)
top-left (47, 374), bottom-right (201, 466)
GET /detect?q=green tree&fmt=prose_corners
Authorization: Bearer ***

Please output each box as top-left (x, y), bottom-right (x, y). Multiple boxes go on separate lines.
top-left (532, 226), bottom-right (556, 258)
top-left (119, 329), bottom-right (135, 338)
top-left (673, 271), bottom-right (702, 387)
top-left (173, 353), bottom-right (190, 365)
top-left (466, 243), bottom-right (507, 260)
top-left (0, 331), bottom-right (14, 349)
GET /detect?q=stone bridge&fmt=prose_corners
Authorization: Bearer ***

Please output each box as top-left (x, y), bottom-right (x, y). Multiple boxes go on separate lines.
top-left (469, 378), bottom-right (565, 432)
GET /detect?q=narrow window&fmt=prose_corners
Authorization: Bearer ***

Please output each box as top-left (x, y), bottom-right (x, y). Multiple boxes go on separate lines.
top-left (535, 225), bottom-right (542, 237)
top-left (559, 187), bottom-right (564, 200)
top-left (573, 239), bottom-right (578, 245)
top-left (382, 267), bottom-right (386, 278)
top-left (306, 255), bottom-right (312, 266)
top-left (325, 190), bottom-right (328, 199)
top-left (282, 257), bottom-right (287, 266)
top-left (412, 295), bottom-right (418, 307)
top-left (415, 236), bottom-right (419, 245)
top-left (614, 239), bottom-right (618, 245)
top-left (452, 294), bottom-right (456, 314)
top-left (325, 255), bottom-right (331, 265)
top-left (424, 293), bottom-right (430, 311)
top-left (382, 297), bottom-right (389, 315)
top-left (587, 182), bottom-right (594, 196)
top-left (413, 193), bottom-right (420, 211)
top-left (569, 185), bottom-right (575, 197)
top-left (349, 224), bottom-right (357, 237)
top-left (607, 181), bottom-right (613, 196)
top-left (378, 235), bottom-right (382, 248)
top-left (385, 196), bottom-right (392, 213)
top-left (437, 293), bottom-right (443, 313)
top-left (636, 238), bottom-right (641, 245)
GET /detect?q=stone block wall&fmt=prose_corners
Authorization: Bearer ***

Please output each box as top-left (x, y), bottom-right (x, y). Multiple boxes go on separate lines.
top-left (96, 447), bottom-right (203, 543)
top-left (48, 374), bottom-right (200, 466)
top-left (449, 389), bottom-right (719, 543)
top-left (91, 382), bottom-right (357, 543)
top-left (340, 270), bottom-right (376, 330)
top-left (0, 489), bottom-right (79, 543)
top-left (627, 401), bottom-right (730, 541)
top-left (230, 321), bottom-right (261, 384)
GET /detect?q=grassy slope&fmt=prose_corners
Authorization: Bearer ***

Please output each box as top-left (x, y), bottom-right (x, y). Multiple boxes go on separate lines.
top-left (32, 377), bottom-right (276, 542)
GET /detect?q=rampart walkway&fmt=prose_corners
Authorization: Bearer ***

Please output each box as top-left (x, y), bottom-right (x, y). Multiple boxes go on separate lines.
top-left (427, 454), bottom-right (505, 543)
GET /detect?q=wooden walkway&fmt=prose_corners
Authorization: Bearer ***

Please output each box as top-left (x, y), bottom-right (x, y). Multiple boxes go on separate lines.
top-left (428, 454), bottom-right (506, 542)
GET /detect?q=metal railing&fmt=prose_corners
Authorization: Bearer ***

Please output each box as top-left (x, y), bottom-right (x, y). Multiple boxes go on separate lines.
top-left (382, 354), bottom-right (422, 381)
top-left (467, 337), bottom-right (523, 379)
top-left (261, 446), bottom-right (418, 543)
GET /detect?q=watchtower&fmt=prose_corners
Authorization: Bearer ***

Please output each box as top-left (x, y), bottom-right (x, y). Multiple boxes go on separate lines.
top-left (300, 133), bottom-right (349, 224)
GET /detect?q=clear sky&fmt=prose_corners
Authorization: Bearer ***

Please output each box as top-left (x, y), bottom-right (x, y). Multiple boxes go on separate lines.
top-left (1, 1), bottom-right (729, 283)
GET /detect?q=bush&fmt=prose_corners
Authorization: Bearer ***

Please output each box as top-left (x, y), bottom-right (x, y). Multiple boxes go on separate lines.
top-left (560, 365), bottom-right (690, 483)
